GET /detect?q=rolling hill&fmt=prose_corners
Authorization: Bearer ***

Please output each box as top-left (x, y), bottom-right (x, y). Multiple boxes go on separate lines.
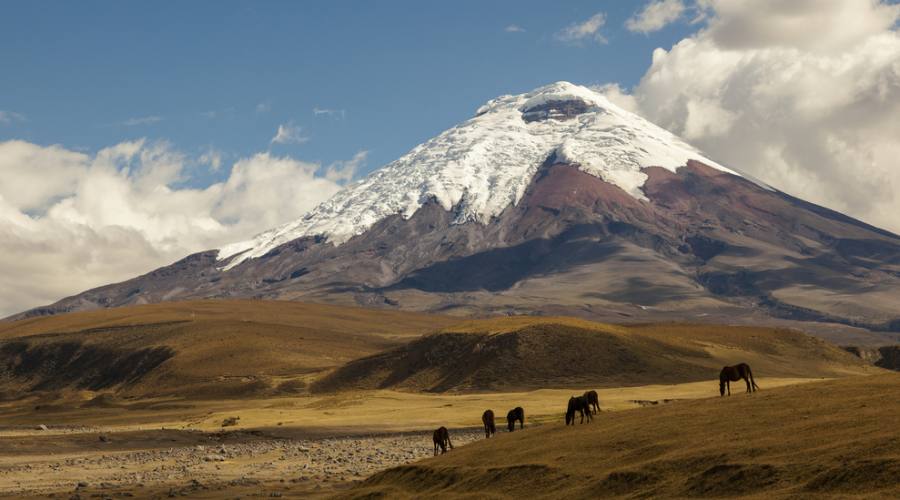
top-left (344, 374), bottom-right (900, 499)
top-left (0, 303), bottom-right (876, 403)
top-left (312, 317), bottom-right (872, 393)
top-left (0, 300), bottom-right (457, 400)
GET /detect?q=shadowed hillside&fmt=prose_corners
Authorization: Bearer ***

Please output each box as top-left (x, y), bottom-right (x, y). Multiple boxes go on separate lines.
top-left (843, 345), bottom-right (900, 371)
top-left (344, 374), bottom-right (900, 499)
top-left (313, 317), bottom-right (871, 393)
top-left (0, 300), bottom-right (457, 400)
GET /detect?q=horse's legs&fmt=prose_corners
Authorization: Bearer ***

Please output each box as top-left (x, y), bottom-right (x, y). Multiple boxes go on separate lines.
top-left (434, 442), bottom-right (438, 456)
top-left (727, 380), bottom-right (731, 395)
top-left (745, 375), bottom-right (752, 393)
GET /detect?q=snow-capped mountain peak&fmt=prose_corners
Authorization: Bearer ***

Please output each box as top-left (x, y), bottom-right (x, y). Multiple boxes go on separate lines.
top-left (218, 81), bottom-right (738, 269)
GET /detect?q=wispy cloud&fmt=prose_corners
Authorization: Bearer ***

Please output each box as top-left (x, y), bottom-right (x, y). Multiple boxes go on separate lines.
top-left (556, 12), bottom-right (608, 44)
top-left (123, 115), bottom-right (163, 126)
top-left (504, 24), bottom-right (525, 33)
top-left (256, 102), bottom-right (271, 114)
top-left (200, 107), bottom-right (235, 120)
top-left (313, 107), bottom-right (346, 119)
top-left (0, 110), bottom-right (26, 124)
top-left (199, 146), bottom-right (224, 171)
top-left (325, 150), bottom-right (368, 183)
top-left (626, 0), bottom-right (685, 34)
top-left (271, 122), bottom-right (309, 145)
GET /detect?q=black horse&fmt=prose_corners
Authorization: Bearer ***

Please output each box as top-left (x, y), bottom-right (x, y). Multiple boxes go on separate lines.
top-left (583, 390), bottom-right (600, 414)
top-left (482, 409), bottom-right (496, 438)
top-left (432, 426), bottom-right (453, 455)
top-left (566, 396), bottom-right (592, 425)
top-left (719, 363), bottom-right (760, 396)
top-left (507, 407), bottom-right (525, 432)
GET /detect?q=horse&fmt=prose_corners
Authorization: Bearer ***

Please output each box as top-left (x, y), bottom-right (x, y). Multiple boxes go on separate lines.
top-left (507, 407), bottom-right (525, 432)
top-left (482, 409), bottom-right (496, 438)
top-left (432, 426), bottom-right (453, 455)
top-left (565, 396), bottom-right (592, 425)
top-left (719, 363), bottom-right (760, 396)
top-left (583, 390), bottom-right (600, 414)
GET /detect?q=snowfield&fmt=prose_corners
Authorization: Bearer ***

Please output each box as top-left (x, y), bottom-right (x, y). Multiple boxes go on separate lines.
top-left (218, 81), bottom-right (740, 269)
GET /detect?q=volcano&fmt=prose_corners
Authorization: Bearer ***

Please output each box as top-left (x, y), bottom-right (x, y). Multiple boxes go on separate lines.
top-left (17, 83), bottom-right (900, 340)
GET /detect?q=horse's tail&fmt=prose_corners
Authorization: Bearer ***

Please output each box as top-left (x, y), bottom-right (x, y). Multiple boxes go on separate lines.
top-left (749, 366), bottom-right (760, 391)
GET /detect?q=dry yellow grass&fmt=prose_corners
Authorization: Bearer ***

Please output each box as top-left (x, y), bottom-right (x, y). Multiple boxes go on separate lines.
top-left (0, 300), bottom-right (458, 400)
top-left (0, 377), bottom-right (817, 436)
top-left (345, 373), bottom-right (900, 499)
top-left (0, 301), bottom-right (892, 498)
top-left (315, 317), bottom-right (875, 393)
top-left (0, 377), bottom-right (840, 499)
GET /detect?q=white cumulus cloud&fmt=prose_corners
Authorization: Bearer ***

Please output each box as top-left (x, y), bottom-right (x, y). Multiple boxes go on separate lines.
top-left (611, 0), bottom-right (900, 235)
top-left (626, 0), bottom-right (686, 33)
top-left (0, 139), bottom-right (361, 316)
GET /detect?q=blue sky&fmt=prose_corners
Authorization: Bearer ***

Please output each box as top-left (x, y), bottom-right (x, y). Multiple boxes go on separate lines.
top-left (3, 0), bottom-right (898, 316)
top-left (1, 1), bottom-right (696, 185)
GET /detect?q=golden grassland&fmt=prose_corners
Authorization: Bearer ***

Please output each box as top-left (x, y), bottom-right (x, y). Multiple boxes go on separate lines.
top-left (0, 300), bottom-right (892, 498)
top-left (346, 373), bottom-right (900, 499)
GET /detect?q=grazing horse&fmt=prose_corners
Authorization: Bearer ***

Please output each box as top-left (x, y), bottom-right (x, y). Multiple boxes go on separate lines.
top-left (482, 409), bottom-right (496, 439)
top-left (432, 426), bottom-right (453, 455)
top-left (583, 390), bottom-right (600, 414)
top-left (719, 363), bottom-right (760, 396)
top-left (565, 396), bottom-right (592, 425)
top-left (507, 407), bottom-right (525, 432)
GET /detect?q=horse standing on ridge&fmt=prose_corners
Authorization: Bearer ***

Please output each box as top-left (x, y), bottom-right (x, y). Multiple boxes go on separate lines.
top-left (583, 390), bottom-right (600, 414)
top-left (482, 409), bottom-right (496, 438)
top-left (566, 396), bottom-right (592, 425)
top-left (719, 363), bottom-right (759, 396)
top-left (433, 426), bottom-right (453, 455)
top-left (507, 407), bottom-right (525, 432)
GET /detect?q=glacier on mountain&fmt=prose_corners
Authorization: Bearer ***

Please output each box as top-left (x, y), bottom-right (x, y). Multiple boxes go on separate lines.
top-left (218, 81), bottom-right (740, 269)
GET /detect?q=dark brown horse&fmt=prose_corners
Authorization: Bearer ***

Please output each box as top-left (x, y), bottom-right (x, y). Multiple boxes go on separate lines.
top-left (507, 407), bottom-right (525, 432)
top-left (482, 409), bottom-right (496, 438)
top-left (583, 390), bottom-right (600, 414)
top-left (565, 396), bottom-right (592, 425)
top-left (433, 426), bottom-right (453, 455)
top-left (719, 363), bottom-right (759, 396)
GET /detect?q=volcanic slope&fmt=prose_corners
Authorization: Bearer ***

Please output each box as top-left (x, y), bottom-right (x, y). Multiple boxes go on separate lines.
top-left (344, 373), bottom-right (900, 499)
top-left (18, 82), bottom-right (900, 341)
top-left (312, 316), bottom-right (873, 393)
top-left (0, 300), bottom-right (457, 400)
